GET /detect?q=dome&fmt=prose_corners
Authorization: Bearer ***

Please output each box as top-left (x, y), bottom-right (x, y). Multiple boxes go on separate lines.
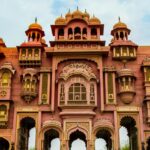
top-left (55, 15), bottom-right (66, 25)
top-left (113, 18), bottom-right (127, 29)
top-left (72, 7), bottom-right (83, 18)
top-left (83, 9), bottom-right (90, 18)
top-left (29, 19), bottom-right (42, 30)
top-left (89, 15), bottom-right (101, 24)
top-left (65, 9), bottom-right (72, 18)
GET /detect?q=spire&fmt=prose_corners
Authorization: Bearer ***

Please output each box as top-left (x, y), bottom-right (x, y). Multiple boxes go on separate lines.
top-left (77, 6), bottom-right (79, 10)
top-left (118, 16), bottom-right (121, 22)
top-left (35, 17), bottom-right (37, 23)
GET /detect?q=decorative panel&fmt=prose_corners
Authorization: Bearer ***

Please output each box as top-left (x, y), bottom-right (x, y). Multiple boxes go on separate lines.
top-left (39, 69), bottom-right (51, 105)
top-left (104, 67), bottom-right (116, 104)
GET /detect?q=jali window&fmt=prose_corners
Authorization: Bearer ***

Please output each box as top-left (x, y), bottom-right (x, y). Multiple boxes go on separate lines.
top-left (68, 83), bottom-right (86, 101)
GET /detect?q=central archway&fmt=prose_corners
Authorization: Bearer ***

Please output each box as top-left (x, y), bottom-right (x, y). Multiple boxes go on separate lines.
top-left (69, 130), bottom-right (87, 150)
top-left (119, 116), bottom-right (138, 150)
top-left (95, 129), bottom-right (112, 150)
top-left (0, 137), bottom-right (10, 150)
top-left (18, 117), bottom-right (36, 150)
top-left (44, 129), bottom-right (60, 150)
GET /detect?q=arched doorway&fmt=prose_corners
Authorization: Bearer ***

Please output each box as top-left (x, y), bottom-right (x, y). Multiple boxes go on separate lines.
top-left (44, 129), bottom-right (60, 150)
top-left (95, 129), bottom-right (112, 150)
top-left (147, 138), bottom-right (150, 150)
top-left (0, 137), bottom-right (10, 150)
top-left (18, 117), bottom-right (36, 150)
top-left (119, 116), bottom-right (138, 150)
top-left (69, 130), bottom-right (86, 150)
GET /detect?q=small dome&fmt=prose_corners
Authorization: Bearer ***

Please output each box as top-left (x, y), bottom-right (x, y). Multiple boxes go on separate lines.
top-left (65, 9), bottom-right (72, 18)
top-left (113, 18), bottom-right (127, 29)
top-left (55, 15), bottom-right (66, 25)
top-left (89, 15), bottom-right (101, 24)
top-left (72, 7), bottom-right (83, 18)
top-left (83, 9), bottom-right (90, 18)
top-left (29, 19), bottom-right (42, 30)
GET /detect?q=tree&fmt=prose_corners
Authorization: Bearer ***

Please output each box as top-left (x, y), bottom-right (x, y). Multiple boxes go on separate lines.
top-left (121, 144), bottom-right (129, 150)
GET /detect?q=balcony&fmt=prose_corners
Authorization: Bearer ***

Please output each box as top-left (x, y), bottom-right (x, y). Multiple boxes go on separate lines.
top-left (21, 90), bottom-right (37, 103)
top-left (117, 68), bottom-right (136, 104)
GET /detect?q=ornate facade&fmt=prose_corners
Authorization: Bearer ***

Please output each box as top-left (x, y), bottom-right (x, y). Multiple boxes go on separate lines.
top-left (0, 8), bottom-right (150, 150)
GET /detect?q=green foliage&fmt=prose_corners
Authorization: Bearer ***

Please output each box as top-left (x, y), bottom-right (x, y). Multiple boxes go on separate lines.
top-left (121, 144), bottom-right (129, 150)
top-left (29, 148), bottom-right (35, 150)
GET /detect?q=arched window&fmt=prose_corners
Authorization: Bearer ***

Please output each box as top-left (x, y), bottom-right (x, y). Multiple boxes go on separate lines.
top-left (82, 28), bottom-right (87, 39)
top-left (120, 32), bottom-right (124, 40)
top-left (120, 116), bottom-right (138, 150)
top-left (69, 130), bottom-right (86, 150)
top-left (0, 137), bottom-right (10, 150)
top-left (68, 28), bottom-right (73, 40)
top-left (44, 129), bottom-right (60, 150)
top-left (26, 79), bottom-right (30, 91)
top-left (91, 28), bottom-right (97, 35)
top-left (0, 105), bottom-right (7, 117)
top-left (74, 27), bottom-right (81, 39)
top-left (58, 28), bottom-right (64, 39)
top-left (32, 32), bottom-right (36, 41)
top-left (1, 72), bottom-right (9, 87)
top-left (19, 117), bottom-right (36, 150)
top-left (95, 129), bottom-right (112, 150)
top-left (68, 83), bottom-right (86, 101)
top-left (116, 32), bottom-right (119, 40)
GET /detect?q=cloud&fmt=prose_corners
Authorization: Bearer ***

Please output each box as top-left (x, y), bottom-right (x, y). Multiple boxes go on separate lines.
top-left (0, 0), bottom-right (149, 46)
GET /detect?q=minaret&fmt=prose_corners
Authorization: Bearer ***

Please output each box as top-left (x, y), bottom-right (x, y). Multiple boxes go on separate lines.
top-left (25, 18), bottom-right (45, 42)
top-left (110, 17), bottom-right (138, 62)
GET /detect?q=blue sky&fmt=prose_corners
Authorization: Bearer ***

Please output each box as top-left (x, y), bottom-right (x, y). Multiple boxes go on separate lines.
top-left (0, 0), bottom-right (150, 47)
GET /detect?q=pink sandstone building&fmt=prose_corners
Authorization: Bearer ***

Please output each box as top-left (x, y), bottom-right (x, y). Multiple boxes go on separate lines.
top-left (0, 8), bottom-right (150, 150)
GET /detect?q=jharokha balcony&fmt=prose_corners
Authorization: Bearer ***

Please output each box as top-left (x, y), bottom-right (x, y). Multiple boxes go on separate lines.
top-left (21, 89), bottom-right (38, 103)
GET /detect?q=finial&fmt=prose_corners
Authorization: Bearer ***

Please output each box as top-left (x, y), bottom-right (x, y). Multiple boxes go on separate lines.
top-left (93, 14), bottom-right (95, 18)
top-left (35, 17), bottom-right (37, 23)
top-left (85, 9), bottom-right (87, 13)
top-left (61, 14), bottom-right (63, 18)
top-left (118, 16), bottom-right (121, 22)
top-left (77, 6), bottom-right (79, 10)
top-left (68, 9), bottom-right (70, 13)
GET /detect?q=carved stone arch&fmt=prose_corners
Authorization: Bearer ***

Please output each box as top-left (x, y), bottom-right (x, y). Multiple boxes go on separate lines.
top-left (59, 62), bottom-right (97, 82)
top-left (22, 68), bottom-right (38, 78)
top-left (39, 120), bottom-right (63, 139)
top-left (56, 58), bottom-right (99, 70)
top-left (120, 115), bottom-right (136, 127)
top-left (92, 120), bottom-right (115, 149)
top-left (93, 119), bottom-right (114, 139)
top-left (67, 126), bottom-right (89, 141)
top-left (38, 120), bottom-right (63, 150)
top-left (0, 137), bottom-right (11, 150)
top-left (0, 63), bottom-right (15, 76)
top-left (67, 76), bottom-right (87, 88)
